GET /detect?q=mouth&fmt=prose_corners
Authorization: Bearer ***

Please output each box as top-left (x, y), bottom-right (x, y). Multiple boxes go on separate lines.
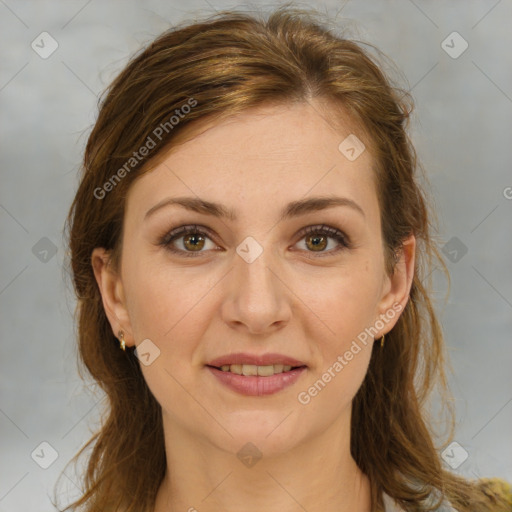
top-left (205, 362), bottom-right (308, 396)
top-left (205, 353), bottom-right (308, 396)
top-left (206, 363), bottom-right (307, 376)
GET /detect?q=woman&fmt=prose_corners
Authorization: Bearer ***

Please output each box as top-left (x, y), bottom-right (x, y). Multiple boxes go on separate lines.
top-left (56, 6), bottom-right (511, 512)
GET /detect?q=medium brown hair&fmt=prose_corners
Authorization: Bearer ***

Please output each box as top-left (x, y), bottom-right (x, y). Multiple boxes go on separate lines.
top-left (56, 5), bottom-right (510, 512)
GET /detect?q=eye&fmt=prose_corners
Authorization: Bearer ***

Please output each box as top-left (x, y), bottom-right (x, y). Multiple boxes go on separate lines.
top-left (158, 225), bottom-right (218, 257)
top-left (294, 224), bottom-right (351, 257)
top-left (158, 223), bottom-right (351, 258)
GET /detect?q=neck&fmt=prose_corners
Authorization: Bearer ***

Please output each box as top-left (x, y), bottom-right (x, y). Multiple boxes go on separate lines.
top-left (153, 412), bottom-right (372, 512)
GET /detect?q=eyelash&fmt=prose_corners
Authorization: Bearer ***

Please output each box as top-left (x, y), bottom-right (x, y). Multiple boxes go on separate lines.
top-left (158, 224), bottom-right (352, 258)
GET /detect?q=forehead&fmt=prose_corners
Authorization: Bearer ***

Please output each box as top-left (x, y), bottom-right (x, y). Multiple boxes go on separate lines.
top-left (125, 101), bottom-right (379, 225)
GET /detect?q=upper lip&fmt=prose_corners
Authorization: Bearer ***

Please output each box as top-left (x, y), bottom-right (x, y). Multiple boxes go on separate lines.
top-left (206, 352), bottom-right (307, 368)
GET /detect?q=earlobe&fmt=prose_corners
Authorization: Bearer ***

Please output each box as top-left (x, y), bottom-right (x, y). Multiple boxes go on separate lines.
top-left (91, 247), bottom-right (133, 347)
top-left (376, 234), bottom-right (416, 334)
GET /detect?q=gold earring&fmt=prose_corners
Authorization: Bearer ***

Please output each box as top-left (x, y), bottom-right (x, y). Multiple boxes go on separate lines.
top-left (118, 330), bottom-right (126, 351)
top-left (380, 334), bottom-right (385, 348)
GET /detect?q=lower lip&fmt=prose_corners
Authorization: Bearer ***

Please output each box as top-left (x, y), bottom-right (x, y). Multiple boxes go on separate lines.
top-left (206, 366), bottom-right (307, 396)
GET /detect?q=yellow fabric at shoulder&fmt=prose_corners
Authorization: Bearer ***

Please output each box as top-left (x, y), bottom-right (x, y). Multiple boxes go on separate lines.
top-left (475, 478), bottom-right (512, 511)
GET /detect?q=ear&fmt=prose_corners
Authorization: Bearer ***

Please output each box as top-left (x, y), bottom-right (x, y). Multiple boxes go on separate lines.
top-left (375, 234), bottom-right (416, 336)
top-left (91, 247), bottom-right (134, 348)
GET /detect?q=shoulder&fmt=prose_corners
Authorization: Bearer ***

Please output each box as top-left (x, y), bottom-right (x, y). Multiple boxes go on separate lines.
top-left (383, 478), bottom-right (512, 511)
top-left (474, 478), bottom-right (512, 510)
top-left (382, 490), bottom-right (457, 512)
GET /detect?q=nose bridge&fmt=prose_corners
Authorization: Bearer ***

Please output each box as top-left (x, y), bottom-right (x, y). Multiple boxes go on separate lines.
top-left (234, 236), bottom-right (279, 300)
top-left (222, 235), bottom-right (290, 332)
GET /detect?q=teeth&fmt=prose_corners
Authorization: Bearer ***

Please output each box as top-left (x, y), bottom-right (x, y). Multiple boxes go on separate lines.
top-left (243, 365), bottom-right (258, 376)
top-left (218, 364), bottom-right (297, 375)
top-left (230, 364), bottom-right (243, 375)
top-left (257, 365), bottom-right (274, 376)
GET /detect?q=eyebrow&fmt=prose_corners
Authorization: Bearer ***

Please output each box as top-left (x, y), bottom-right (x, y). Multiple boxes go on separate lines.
top-left (144, 195), bottom-right (365, 222)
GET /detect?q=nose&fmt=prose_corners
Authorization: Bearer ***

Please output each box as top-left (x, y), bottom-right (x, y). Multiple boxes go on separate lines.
top-left (220, 242), bottom-right (292, 335)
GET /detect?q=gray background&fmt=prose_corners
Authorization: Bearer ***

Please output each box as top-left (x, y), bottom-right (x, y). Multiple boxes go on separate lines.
top-left (1, 0), bottom-right (511, 510)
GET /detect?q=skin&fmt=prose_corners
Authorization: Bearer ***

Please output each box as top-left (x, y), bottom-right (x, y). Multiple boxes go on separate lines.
top-left (92, 99), bottom-right (415, 512)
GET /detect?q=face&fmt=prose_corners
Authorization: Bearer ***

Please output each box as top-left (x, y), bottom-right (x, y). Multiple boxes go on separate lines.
top-left (93, 100), bottom-right (414, 457)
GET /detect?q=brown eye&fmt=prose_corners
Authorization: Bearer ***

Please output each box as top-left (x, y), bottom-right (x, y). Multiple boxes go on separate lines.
top-left (296, 225), bottom-right (351, 256)
top-left (305, 233), bottom-right (328, 251)
top-left (182, 233), bottom-right (206, 251)
top-left (159, 225), bottom-right (217, 257)
top-left (159, 223), bottom-right (351, 259)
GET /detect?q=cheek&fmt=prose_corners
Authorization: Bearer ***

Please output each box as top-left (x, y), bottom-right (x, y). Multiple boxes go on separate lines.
top-left (296, 259), bottom-right (381, 344)
top-left (296, 332), bottom-right (373, 428)
top-left (123, 254), bottom-right (209, 341)
top-left (294, 259), bottom-right (380, 402)
top-left (123, 260), bottom-right (209, 416)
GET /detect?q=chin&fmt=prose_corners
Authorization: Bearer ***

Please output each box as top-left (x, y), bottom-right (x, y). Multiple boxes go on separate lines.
top-left (205, 413), bottom-right (307, 456)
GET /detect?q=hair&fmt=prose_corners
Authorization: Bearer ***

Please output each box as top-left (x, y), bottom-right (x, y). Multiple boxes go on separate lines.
top-left (56, 5), bottom-right (511, 512)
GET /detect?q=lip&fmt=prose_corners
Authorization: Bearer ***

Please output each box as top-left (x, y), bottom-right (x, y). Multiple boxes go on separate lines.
top-left (206, 352), bottom-right (307, 367)
top-left (206, 365), bottom-right (307, 396)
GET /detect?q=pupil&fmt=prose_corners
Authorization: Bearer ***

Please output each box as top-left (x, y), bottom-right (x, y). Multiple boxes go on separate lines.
top-left (185, 234), bottom-right (204, 251)
top-left (308, 235), bottom-right (326, 251)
